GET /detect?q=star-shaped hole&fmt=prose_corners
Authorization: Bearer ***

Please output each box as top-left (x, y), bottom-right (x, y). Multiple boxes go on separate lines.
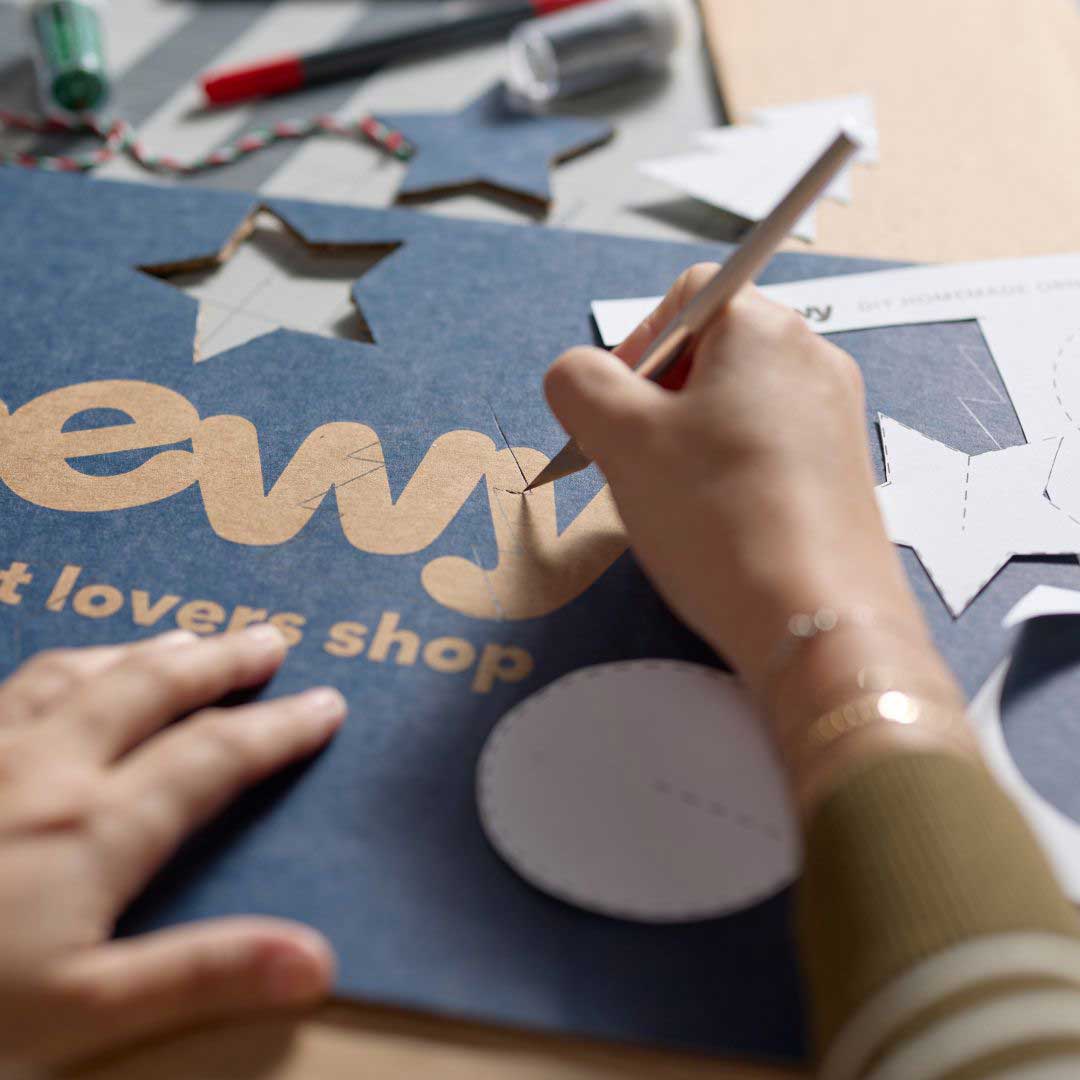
top-left (140, 207), bottom-right (400, 362)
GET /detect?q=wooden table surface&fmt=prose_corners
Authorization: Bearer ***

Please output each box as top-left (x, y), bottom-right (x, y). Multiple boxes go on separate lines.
top-left (67, 1002), bottom-right (806, 1079)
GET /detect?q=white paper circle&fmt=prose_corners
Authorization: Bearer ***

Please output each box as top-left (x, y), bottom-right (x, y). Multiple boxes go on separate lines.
top-left (477, 660), bottom-right (800, 923)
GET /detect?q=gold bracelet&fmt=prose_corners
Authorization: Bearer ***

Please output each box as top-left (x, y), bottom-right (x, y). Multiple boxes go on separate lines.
top-left (785, 688), bottom-right (970, 771)
top-left (763, 606), bottom-right (942, 726)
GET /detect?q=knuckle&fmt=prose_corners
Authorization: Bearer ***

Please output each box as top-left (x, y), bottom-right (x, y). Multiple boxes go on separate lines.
top-left (189, 711), bottom-right (265, 770)
top-left (836, 349), bottom-right (865, 394)
top-left (25, 648), bottom-right (81, 675)
top-left (19, 650), bottom-right (80, 696)
top-left (0, 759), bottom-right (99, 830)
top-left (729, 292), bottom-right (808, 342)
top-left (603, 390), bottom-right (651, 432)
top-left (48, 964), bottom-right (126, 1015)
top-left (770, 303), bottom-right (813, 342)
top-left (818, 341), bottom-right (864, 394)
top-left (93, 787), bottom-right (178, 866)
top-left (137, 651), bottom-right (203, 700)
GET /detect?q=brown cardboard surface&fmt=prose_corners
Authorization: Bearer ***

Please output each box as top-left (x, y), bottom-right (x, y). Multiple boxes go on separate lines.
top-left (697, 0), bottom-right (1080, 262)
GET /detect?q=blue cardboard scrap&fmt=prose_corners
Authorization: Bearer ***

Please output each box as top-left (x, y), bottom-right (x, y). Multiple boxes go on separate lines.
top-left (1, 167), bottom-right (1079, 1063)
top-left (375, 83), bottom-right (613, 208)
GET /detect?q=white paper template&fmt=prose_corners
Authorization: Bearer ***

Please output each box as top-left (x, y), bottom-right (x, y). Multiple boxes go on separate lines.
top-left (972, 586), bottom-right (1080, 902)
top-left (748, 93), bottom-right (879, 164)
top-left (591, 256), bottom-right (1080, 605)
top-left (476, 661), bottom-right (798, 923)
top-left (876, 417), bottom-right (1080, 615)
top-left (592, 253), bottom-right (1080, 350)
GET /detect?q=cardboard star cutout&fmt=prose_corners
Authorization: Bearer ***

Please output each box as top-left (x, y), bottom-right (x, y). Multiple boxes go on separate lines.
top-left (142, 207), bottom-right (400, 361)
top-left (876, 416), bottom-right (1080, 615)
top-left (376, 83), bottom-right (613, 211)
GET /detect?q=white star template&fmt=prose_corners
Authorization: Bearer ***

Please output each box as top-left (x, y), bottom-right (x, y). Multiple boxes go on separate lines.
top-left (876, 416), bottom-right (1080, 615)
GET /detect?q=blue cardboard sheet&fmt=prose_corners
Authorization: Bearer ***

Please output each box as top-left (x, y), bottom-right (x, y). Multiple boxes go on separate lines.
top-left (1, 167), bottom-right (1078, 1063)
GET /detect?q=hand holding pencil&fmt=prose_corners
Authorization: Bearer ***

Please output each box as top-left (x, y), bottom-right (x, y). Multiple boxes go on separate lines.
top-left (526, 128), bottom-right (861, 490)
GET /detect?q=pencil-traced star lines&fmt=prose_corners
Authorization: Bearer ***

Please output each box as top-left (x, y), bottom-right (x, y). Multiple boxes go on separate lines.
top-left (143, 210), bottom-right (400, 362)
top-left (875, 416), bottom-right (1080, 616)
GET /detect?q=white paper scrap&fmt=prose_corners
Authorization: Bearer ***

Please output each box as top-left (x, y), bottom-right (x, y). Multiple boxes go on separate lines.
top-left (749, 93), bottom-right (879, 164)
top-left (693, 124), bottom-right (855, 204)
top-left (875, 416), bottom-right (1080, 616)
top-left (638, 149), bottom-right (818, 241)
top-left (638, 93), bottom-right (878, 239)
top-left (476, 660), bottom-right (798, 923)
top-left (1002, 584), bottom-right (1080, 627)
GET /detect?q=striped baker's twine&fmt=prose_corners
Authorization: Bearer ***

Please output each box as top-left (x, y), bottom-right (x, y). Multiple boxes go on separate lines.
top-left (0, 110), bottom-right (412, 175)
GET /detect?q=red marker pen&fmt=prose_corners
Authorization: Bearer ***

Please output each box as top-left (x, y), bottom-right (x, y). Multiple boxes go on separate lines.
top-left (202, 0), bottom-right (600, 106)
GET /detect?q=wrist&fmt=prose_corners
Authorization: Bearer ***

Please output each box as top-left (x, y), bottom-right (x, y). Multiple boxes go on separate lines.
top-left (761, 613), bottom-right (980, 818)
top-left (695, 494), bottom-right (920, 685)
top-left (790, 703), bottom-right (981, 817)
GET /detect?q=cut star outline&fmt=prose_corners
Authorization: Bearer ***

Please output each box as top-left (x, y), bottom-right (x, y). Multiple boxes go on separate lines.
top-left (139, 205), bottom-right (402, 362)
top-left (875, 415), bottom-right (1080, 616)
top-left (375, 83), bottom-right (614, 213)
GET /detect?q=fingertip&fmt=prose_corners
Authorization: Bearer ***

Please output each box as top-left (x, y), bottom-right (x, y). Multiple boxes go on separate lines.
top-left (677, 261), bottom-right (722, 302)
top-left (545, 346), bottom-right (664, 468)
top-left (237, 623), bottom-right (289, 679)
top-left (300, 686), bottom-right (348, 732)
top-left (243, 623), bottom-right (287, 655)
top-left (260, 927), bottom-right (336, 1006)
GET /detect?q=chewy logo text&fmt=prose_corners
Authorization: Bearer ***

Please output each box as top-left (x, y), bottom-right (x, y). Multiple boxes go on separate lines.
top-left (0, 381), bottom-right (629, 621)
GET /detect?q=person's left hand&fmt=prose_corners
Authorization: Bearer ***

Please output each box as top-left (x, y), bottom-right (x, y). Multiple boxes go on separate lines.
top-left (0, 626), bottom-right (345, 1071)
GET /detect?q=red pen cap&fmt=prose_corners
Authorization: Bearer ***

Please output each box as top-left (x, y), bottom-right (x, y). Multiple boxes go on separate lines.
top-left (201, 54), bottom-right (305, 106)
top-left (532, 0), bottom-right (597, 12)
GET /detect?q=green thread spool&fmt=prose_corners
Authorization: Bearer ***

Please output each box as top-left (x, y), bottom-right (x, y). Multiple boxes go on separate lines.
top-left (29, 0), bottom-right (109, 115)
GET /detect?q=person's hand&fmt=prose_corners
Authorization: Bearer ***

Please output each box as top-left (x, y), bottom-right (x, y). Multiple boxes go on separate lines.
top-left (546, 268), bottom-right (928, 693)
top-left (0, 626), bottom-right (345, 1071)
top-left (547, 266), bottom-right (972, 741)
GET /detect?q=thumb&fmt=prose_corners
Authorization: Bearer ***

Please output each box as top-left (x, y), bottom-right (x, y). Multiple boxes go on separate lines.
top-left (46, 918), bottom-right (334, 1063)
top-left (544, 346), bottom-right (665, 469)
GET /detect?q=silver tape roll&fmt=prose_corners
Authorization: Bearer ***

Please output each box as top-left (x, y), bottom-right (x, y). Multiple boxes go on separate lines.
top-left (507, 0), bottom-right (678, 107)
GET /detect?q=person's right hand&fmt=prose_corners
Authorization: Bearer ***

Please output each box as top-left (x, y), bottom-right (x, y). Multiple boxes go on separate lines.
top-left (0, 626), bottom-right (345, 1072)
top-left (544, 266), bottom-right (942, 706)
